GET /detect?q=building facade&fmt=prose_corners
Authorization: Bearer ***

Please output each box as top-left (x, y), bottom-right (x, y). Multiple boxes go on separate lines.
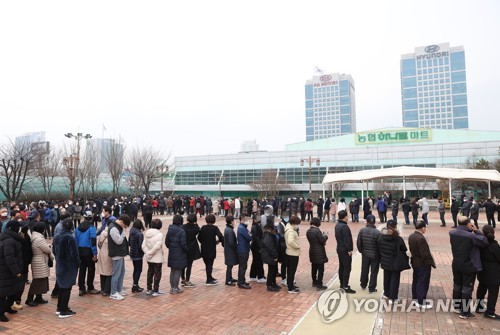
top-left (401, 43), bottom-right (468, 129)
top-left (169, 128), bottom-right (500, 197)
top-left (305, 73), bottom-right (356, 141)
top-left (90, 138), bottom-right (125, 173)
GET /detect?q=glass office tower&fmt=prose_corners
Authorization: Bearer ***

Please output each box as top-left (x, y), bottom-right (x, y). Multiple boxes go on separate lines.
top-left (401, 43), bottom-right (468, 129)
top-left (305, 73), bottom-right (356, 141)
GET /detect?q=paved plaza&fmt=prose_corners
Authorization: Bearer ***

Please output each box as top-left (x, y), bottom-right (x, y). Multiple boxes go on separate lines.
top-left (1, 211), bottom-right (499, 335)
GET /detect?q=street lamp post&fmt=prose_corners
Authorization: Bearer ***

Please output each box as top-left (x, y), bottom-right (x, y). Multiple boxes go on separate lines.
top-left (214, 176), bottom-right (225, 198)
top-left (64, 132), bottom-right (92, 200)
top-left (300, 156), bottom-right (320, 195)
top-left (158, 164), bottom-right (168, 193)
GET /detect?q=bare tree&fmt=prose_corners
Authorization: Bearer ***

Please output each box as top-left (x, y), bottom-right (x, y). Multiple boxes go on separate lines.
top-left (126, 147), bottom-right (169, 195)
top-left (249, 169), bottom-right (292, 198)
top-left (412, 178), bottom-right (430, 198)
top-left (103, 139), bottom-right (126, 196)
top-left (34, 147), bottom-right (62, 198)
top-left (0, 140), bottom-right (40, 201)
top-left (79, 141), bottom-right (102, 198)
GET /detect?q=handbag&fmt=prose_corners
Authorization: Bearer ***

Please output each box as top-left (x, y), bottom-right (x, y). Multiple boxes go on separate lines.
top-left (394, 237), bottom-right (410, 271)
top-left (48, 258), bottom-right (54, 268)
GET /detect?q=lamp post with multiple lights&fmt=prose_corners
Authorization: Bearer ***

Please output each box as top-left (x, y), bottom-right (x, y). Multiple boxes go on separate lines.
top-left (63, 132), bottom-right (92, 200)
top-left (300, 156), bottom-right (320, 195)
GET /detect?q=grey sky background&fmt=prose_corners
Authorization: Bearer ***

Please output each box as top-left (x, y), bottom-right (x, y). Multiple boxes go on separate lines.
top-left (1, 0), bottom-right (499, 158)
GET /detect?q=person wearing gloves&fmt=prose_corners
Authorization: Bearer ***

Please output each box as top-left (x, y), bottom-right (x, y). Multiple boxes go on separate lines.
top-left (285, 216), bottom-right (301, 294)
top-left (142, 219), bottom-right (164, 296)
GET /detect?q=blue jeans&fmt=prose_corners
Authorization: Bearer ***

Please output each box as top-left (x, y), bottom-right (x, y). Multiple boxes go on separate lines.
top-left (422, 213), bottom-right (428, 226)
top-left (404, 212), bottom-right (410, 225)
top-left (111, 258), bottom-right (125, 295)
top-left (353, 213), bottom-right (359, 222)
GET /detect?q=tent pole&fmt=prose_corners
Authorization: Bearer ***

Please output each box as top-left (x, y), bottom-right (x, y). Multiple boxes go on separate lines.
top-left (322, 184), bottom-right (325, 200)
top-left (361, 180), bottom-right (364, 208)
top-left (488, 180), bottom-right (491, 198)
top-left (332, 183), bottom-right (335, 201)
top-left (449, 179), bottom-right (452, 206)
top-left (403, 176), bottom-right (406, 198)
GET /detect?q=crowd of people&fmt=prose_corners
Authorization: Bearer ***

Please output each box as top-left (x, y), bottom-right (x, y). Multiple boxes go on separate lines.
top-left (0, 191), bottom-right (498, 323)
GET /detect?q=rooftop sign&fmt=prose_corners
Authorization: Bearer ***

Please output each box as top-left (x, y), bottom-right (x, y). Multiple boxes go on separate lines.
top-left (355, 128), bottom-right (432, 145)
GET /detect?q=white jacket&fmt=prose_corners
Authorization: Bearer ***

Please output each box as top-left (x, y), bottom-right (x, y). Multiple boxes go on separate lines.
top-left (142, 228), bottom-right (164, 264)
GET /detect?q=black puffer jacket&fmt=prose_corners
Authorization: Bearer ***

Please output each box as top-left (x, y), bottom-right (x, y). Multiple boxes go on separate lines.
top-left (377, 228), bottom-right (407, 271)
top-left (251, 223), bottom-right (264, 252)
top-left (0, 229), bottom-right (24, 297)
top-left (357, 224), bottom-right (380, 259)
top-left (306, 227), bottom-right (328, 264)
top-left (335, 220), bottom-right (353, 252)
top-left (223, 225), bottom-right (238, 266)
top-left (478, 238), bottom-right (500, 286)
top-left (261, 231), bottom-right (278, 265)
top-left (183, 223), bottom-right (201, 261)
top-left (128, 227), bottom-right (144, 260)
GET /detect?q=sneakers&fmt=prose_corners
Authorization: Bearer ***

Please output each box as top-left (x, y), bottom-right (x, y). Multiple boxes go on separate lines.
top-left (109, 293), bottom-right (125, 300)
top-left (342, 286), bottom-right (356, 294)
top-left (281, 279), bottom-right (287, 286)
top-left (484, 312), bottom-right (500, 320)
top-left (170, 288), bottom-right (184, 295)
top-left (59, 310), bottom-right (76, 319)
top-left (183, 282), bottom-right (195, 288)
top-left (205, 280), bottom-right (218, 286)
top-left (119, 291), bottom-right (128, 296)
top-left (369, 289), bottom-right (378, 294)
top-left (257, 278), bottom-right (267, 283)
top-left (267, 286), bottom-right (280, 292)
top-left (288, 288), bottom-right (300, 294)
top-left (361, 286), bottom-right (367, 291)
top-left (87, 289), bottom-right (101, 294)
top-left (249, 277), bottom-right (258, 282)
top-left (11, 302), bottom-right (23, 311)
top-left (34, 297), bottom-right (48, 304)
top-left (238, 283), bottom-right (251, 289)
top-left (225, 281), bottom-right (236, 286)
top-left (0, 315), bottom-right (8, 322)
top-left (101, 291), bottom-right (109, 296)
top-left (79, 290), bottom-right (86, 296)
top-left (230, 279), bottom-right (237, 284)
top-left (25, 301), bottom-right (38, 307)
top-left (413, 301), bottom-right (432, 310)
top-left (146, 290), bottom-right (154, 295)
top-left (152, 291), bottom-right (165, 297)
top-left (180, 280), bottom-right (186, 287)
top-left (132, 286), bottom-right (144, 293)
top-left (459, 312), bottom-right (475, 319)
top-left (316, 285), bottom-right (328, 291)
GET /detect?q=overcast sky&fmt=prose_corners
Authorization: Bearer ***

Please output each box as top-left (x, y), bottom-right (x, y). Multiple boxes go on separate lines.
top-left (1, 0), bottom-right (499, 158)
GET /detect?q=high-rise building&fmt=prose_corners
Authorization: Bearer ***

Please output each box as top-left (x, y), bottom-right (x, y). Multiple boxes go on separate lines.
top-left (401, 43), bottom-right (468, 129)
top-left (305, 73), bottom-right (356, 141)
top-left (90, 138), bottom-right (125, 173)
top-left (15, 131), bottom-right (50, 154)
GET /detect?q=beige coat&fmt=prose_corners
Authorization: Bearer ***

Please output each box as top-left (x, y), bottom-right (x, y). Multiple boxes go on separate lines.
top-left (31, 231), bottom-right (54, 279)
top-left (142, 229), bottom-right (164, 264)
top-left (285, 223), bottom-right (301, 257)
top-left (97, 229), bottom-right (113, 276)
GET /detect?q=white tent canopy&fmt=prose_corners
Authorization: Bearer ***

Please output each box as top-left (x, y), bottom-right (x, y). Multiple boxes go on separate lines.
top-left (322, 166), bottom-right (500, 200)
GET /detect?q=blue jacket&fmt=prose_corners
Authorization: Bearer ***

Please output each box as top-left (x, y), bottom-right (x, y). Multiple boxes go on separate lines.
top-left (75, 220), bottom-right (97, 256)
top-left (97, 215), bottom-right (117, 236)
top-left (129, 227), bottom-right (145, 260)
top-left (237, 223), bottom-right (252, 254)
top-left (53, 229), bottom-right (80, 288)
top-left (376, 199), bottom-right (387, 212)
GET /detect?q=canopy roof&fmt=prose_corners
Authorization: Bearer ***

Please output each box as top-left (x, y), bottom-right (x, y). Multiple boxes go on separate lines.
top-left (322, 166), bottom-right (500, 184)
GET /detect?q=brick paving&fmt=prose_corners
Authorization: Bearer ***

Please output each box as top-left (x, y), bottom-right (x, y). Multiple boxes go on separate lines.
top-left (1, 211), bottom-right (499, 334)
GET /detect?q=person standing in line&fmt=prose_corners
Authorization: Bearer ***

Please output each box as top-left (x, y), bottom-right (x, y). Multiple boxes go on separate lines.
top-left (335, 210), bottom-right (355, 293)
top-left (402, 198), bottom-right (411, 225)
top-left (306, 217), bottom-right (328, 291)
top-left (165, 215), bottom-right (188, 294)
top-left (375, 197), bottom-right (387, 223)
top-left (96, 223), bottom-right (112, 296)
top-left (53, 219), bottom-right (80, 318)
top-left (75, 211), bottom-right (100, 296)
top-left (277, 212), bottom-right (289, 285)
top-left (391, 200), bottom-right (399, 223)
top-left (483, 198), bottom-right (497, 228)
top-left (378, 220), bottom-right (408, 303)
top-left (25, 223), bottom-right (54, 307)
top-left (451, 196), bottom-right (459, 228)
top-left (223, 215), bottom-right (238, 286)
top-left (316, 196), bottom-right (324, 222)
top-left (363, 197), bottom-right (371, 220)
top-left (409, 220), bottom-right (436, 309)
top-left (234, 197), bottom-right (241, 219)
top-left (261, 218), bottom-right (281, 292)
top-left (198, 214), bottom-right (224, 285)
top-left (357, 215), bottom-right (380, 294)
top-left (351, 197), bottom-right (361, 223)
top-left (476, 224), bottom-right (500, 319)
top-left (129, 219), bottom-right (145, 293)
top-left (0, 220), bottom-right (25, 322)
top-left (304, 199), bottom-right (313, 221)
top-left (285, 216), bottom-right (301, 294)
top-left (330, 199), bottom-right (337, 223)
top-left (449, 215), bottom-right (488, 319)
top-left (236, 215), bottom-right (252, 289)
top-left (470, 199), bottom-right (480, 229)
top-left (411, 199), bottom-right (419, 226)
top-left (181, 214), bottom-right (201, 288)
top-left (322, 197), bottom-right (331, 222)
top-left (420, 198), bottom-right (429, 226)
top-left (108, 215), bottom-right (131, 301)
top-left (96, 206), bottom-right (116, 236)
top-left (437, 199), bottom-right (446, 227)
top-left (249, 215), bottom-right (266, 283)
top-left (142, 219), bottom-right (164, 296)
top-left (461, 197), bottom-right (472, 218)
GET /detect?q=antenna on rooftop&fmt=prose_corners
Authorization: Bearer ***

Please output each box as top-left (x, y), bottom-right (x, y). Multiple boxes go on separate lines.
top-left (314, 66), bottom-right (325, 75)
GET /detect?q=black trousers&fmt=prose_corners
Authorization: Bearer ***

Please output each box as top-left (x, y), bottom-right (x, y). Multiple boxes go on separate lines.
top-left (360, 255), bottom-right (379, 291)
top-left (280, 253), bottom-right (288, 279)
top-left (266, 264), bottom-right (277, 287)
top-left (238, 252), bottom-right (249, 285)
top-left (57, 287), bottom-right (72, 312)
top-left (486, 214), bottom-right (496, 228)
top-left (287, 255), bottom-right (299, 290)
top-left (181, 260), bottom-right (194, 281)
top-left (452, 270), bottom-right (476, 314)
top-left (132, 259), bottom-right (143, 286)
top-left (383, 270), bottom-right (401, 300)
top-left (439, 212), bottom-right (446, 225)
top-left (477, 282), bottom-right (499, 314)
top-left (78, 252), bottom-right (96, 291)
top-left (338, 251), bottom-right (352, 288)
top-left (249, 249), bottom-right (265, 279)
top-left (311, 263), bottom-right (325, 286)
top-left (147, 262), bottom-right (162, 292)
top-left (100, 275), bottom-right (111, 294)
top-left (226, 265), bottom-right (234, 283)
top-left (452, 211), bottom-right (458, 227)
top-left (203, 257), bottom-right (215, 282)
top-left (412, 265), bottom-right (431, 304)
